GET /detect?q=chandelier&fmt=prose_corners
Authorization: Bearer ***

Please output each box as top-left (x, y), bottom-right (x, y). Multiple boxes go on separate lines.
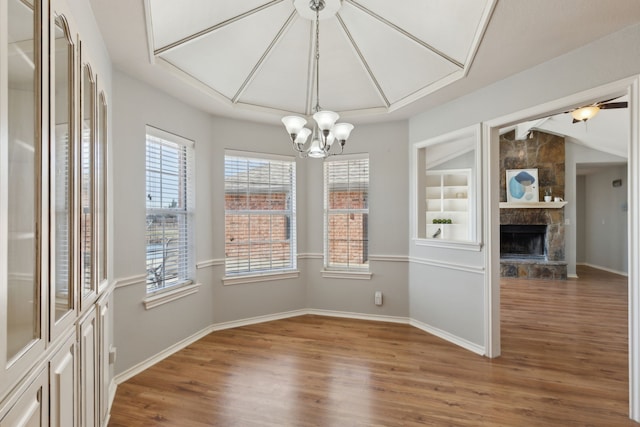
top-left (281, 0), bottom-right (354, 158)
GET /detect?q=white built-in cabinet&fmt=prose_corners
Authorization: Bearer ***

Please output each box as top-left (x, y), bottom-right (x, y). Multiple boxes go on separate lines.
top-left (425, 169), bottom-right (471, 241)
top-left (0, 0), bottom-right (112, 425)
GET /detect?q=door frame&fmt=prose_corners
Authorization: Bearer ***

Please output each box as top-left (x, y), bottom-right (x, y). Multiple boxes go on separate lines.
top-left (482, 75), bottom-right (640, 420)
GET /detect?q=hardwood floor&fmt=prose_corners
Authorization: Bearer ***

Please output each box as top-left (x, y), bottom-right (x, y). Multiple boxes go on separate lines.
top-left (108, 266), bottom-right (635, 426)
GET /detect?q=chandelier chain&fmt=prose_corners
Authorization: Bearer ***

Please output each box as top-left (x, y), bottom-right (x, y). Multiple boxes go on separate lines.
top-left (314, 6), bottom-right (321, 113)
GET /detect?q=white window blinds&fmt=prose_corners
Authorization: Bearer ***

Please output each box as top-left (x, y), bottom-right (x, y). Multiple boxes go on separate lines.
top-left (224, 152), bottom-right (297, 275)
top-left (324, 156), bottom-right (369, 270)
top-left (145, 127), bottom-right (195, 292)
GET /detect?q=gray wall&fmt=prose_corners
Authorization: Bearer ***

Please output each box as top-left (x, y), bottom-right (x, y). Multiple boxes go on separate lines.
top-left (112, 71), bottom-right (410, 375)
top-left (305, 121), bottom-right (410, 317)
top-left (112, 71), bottom-right (307, 374)
top-left (583, 165), bottom-right (628, 274)
top-left (565, 140), bottom-right (627, 276)
top-left (408, 23), bottom-right (640, 350)
top-left (576, 175), bottom-right (586, 263)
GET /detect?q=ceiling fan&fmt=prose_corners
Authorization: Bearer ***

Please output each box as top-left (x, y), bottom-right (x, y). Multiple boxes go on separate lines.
top-left (568, 98), bottom-right (628, 123)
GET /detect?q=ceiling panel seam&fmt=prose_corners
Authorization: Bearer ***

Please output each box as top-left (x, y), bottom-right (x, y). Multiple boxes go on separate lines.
top-left (232, 10), bottom-right (298, 104)
top-left (344, 0), bottom-right (464, 69)
top-left (335, 13), bottom-right (390, 109)
top-left (153, 0), bottom-right (285, 56)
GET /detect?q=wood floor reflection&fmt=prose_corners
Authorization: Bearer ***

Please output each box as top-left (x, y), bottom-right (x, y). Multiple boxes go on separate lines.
top-left (108, 266), bottom-right (634, 426)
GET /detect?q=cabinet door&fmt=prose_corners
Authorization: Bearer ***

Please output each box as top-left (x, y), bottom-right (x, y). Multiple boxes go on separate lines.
top-left (97, 296), bottom-right (112, 425)
top-left (0, 0), bottom-right (46, 395)
top-left (49, 333), bottom-right (76, 427)
top-left (79, 57), bottom-right (97, 311)
top-left (49, 5), bottom-right (77, 342)
top-left (79, 309), bottom-right (97, 427)
top-left (0, 368), bottom-right (48, 427)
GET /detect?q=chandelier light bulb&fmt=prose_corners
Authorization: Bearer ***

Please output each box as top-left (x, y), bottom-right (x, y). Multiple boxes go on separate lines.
top-left (294, 127), bottom-right (312, 145)
top-left (313, 110), bottom-right (339, 131)
top-left (282, 115), bottom-right (307, 135)
top-left (332, 122), bottom-right (354, 142)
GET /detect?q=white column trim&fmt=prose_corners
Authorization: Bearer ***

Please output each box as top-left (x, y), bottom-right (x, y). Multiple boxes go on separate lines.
top-left (628, 76), bottom-right (640, 422)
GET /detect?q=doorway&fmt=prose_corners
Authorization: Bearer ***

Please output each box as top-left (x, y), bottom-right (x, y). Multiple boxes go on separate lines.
top-left (484, 76), bottom-right (640, 420)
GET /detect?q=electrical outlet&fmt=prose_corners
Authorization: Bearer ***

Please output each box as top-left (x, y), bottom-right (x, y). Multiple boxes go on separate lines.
top-left (374, 291), bottom-right (383, 306)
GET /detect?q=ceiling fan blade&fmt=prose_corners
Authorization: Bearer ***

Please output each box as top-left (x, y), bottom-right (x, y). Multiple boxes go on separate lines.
top-left (595, 97), bottom-right (618, 106)
top-left (599, 101), bottom-right (628, 110)
top-left (572, 118), bottom-right (581, 124)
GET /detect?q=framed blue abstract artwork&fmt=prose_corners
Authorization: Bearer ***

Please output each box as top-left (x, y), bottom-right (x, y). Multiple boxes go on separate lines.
top-left (506, 168), bottom-right (539, 203)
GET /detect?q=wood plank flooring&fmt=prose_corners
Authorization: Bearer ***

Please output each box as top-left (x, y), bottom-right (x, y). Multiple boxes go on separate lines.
top-left (108, 266), bottom-right (635, 426)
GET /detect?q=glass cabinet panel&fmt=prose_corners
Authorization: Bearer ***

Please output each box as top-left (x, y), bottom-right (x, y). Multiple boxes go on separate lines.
top-left (96, 92), bottom-right (107, 287)
top-left (52, 14), bottom-right (73, 322)
top-left (6, 0), bottom-right (40, 361)
top-left (81, 64), bottom-right (94, 298)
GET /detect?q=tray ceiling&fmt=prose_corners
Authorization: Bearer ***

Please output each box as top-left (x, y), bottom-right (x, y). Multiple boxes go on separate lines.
top-left (146, 0), bottom-right (495, 116)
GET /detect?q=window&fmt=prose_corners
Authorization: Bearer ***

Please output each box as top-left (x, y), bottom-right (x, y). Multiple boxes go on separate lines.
top-left (224, 151), bottom-right (296, 276)
top-left (145, 126), bottom-right (195, 292)
top-left (324, 155), bottom-right (369, 270)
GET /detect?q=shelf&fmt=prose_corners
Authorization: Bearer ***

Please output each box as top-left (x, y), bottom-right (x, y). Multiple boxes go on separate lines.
top-left (500, 201), bottom-right (567, 209)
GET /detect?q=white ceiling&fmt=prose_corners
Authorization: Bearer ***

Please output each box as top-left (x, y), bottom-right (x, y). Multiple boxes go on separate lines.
top-left (90, 0), bottom-right (640, 133)
top-left (148, 0), bottom-right (493, 117)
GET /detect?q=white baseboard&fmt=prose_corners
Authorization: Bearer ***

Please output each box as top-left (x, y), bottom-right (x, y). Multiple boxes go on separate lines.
top-left (102, 381), bottom-right (117, 427)
top-left (578, 263), bottom-right (628, 277)
top-left (113, 310), bottom-right (307, 385)
top-left (409, 318), bottom-right (486, 356)
top-left (307, 309), bottom-right (410, 324)
top-left (209, 309), bottom-right (308, 332)
top-left (113, 309), bottom-right (483, 388)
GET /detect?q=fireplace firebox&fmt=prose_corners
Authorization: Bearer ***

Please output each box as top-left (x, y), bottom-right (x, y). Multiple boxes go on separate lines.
top-left (500, 224), bottom-right (547, 259)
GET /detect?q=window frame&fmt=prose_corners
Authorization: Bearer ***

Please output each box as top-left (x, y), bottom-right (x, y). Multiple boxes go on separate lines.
top-left (223, 150), bottom-right (297, 279)
top-left (323, 153), bottom-right (370, 273)
top-left (412, 124), bottom-right (483, 251)
top-left (144, 126), bottom-right (195, 294)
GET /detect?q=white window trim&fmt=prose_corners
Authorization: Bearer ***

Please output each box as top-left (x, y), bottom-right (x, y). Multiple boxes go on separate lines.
top-left (221, 270), bottom-right (300, 286)
top-left (321, 270), bottom-right (372, 280)
top-left (145, 125), bottom-right (196, 294)
top-left (324, 153), bottom-right (370, 272)
top-left (224, 150), bottom-right (298, 277)
top-left (143, 282), bottom-right (200, 310)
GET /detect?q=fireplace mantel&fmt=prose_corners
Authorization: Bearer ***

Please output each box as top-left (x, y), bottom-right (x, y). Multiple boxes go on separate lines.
top-left (499, 201), bottom-right (568, 209)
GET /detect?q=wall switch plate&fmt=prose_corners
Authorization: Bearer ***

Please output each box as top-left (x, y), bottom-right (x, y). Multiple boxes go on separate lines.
top-left (374, 291), bottom-right (383, 306)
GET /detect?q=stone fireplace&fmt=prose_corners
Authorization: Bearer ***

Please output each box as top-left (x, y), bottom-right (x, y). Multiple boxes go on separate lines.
top-left (500, 130), bottom-right (567, 280)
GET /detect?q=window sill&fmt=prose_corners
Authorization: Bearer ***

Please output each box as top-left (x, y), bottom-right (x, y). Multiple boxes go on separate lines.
top-left (414, 238), bottom-right (483, 251)
top-left (321, 270), bottom-right (373, 280)
top-left (222, 270), bottom-right (300, 286)
top-left (143, 282), bottom-right (201, 310)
